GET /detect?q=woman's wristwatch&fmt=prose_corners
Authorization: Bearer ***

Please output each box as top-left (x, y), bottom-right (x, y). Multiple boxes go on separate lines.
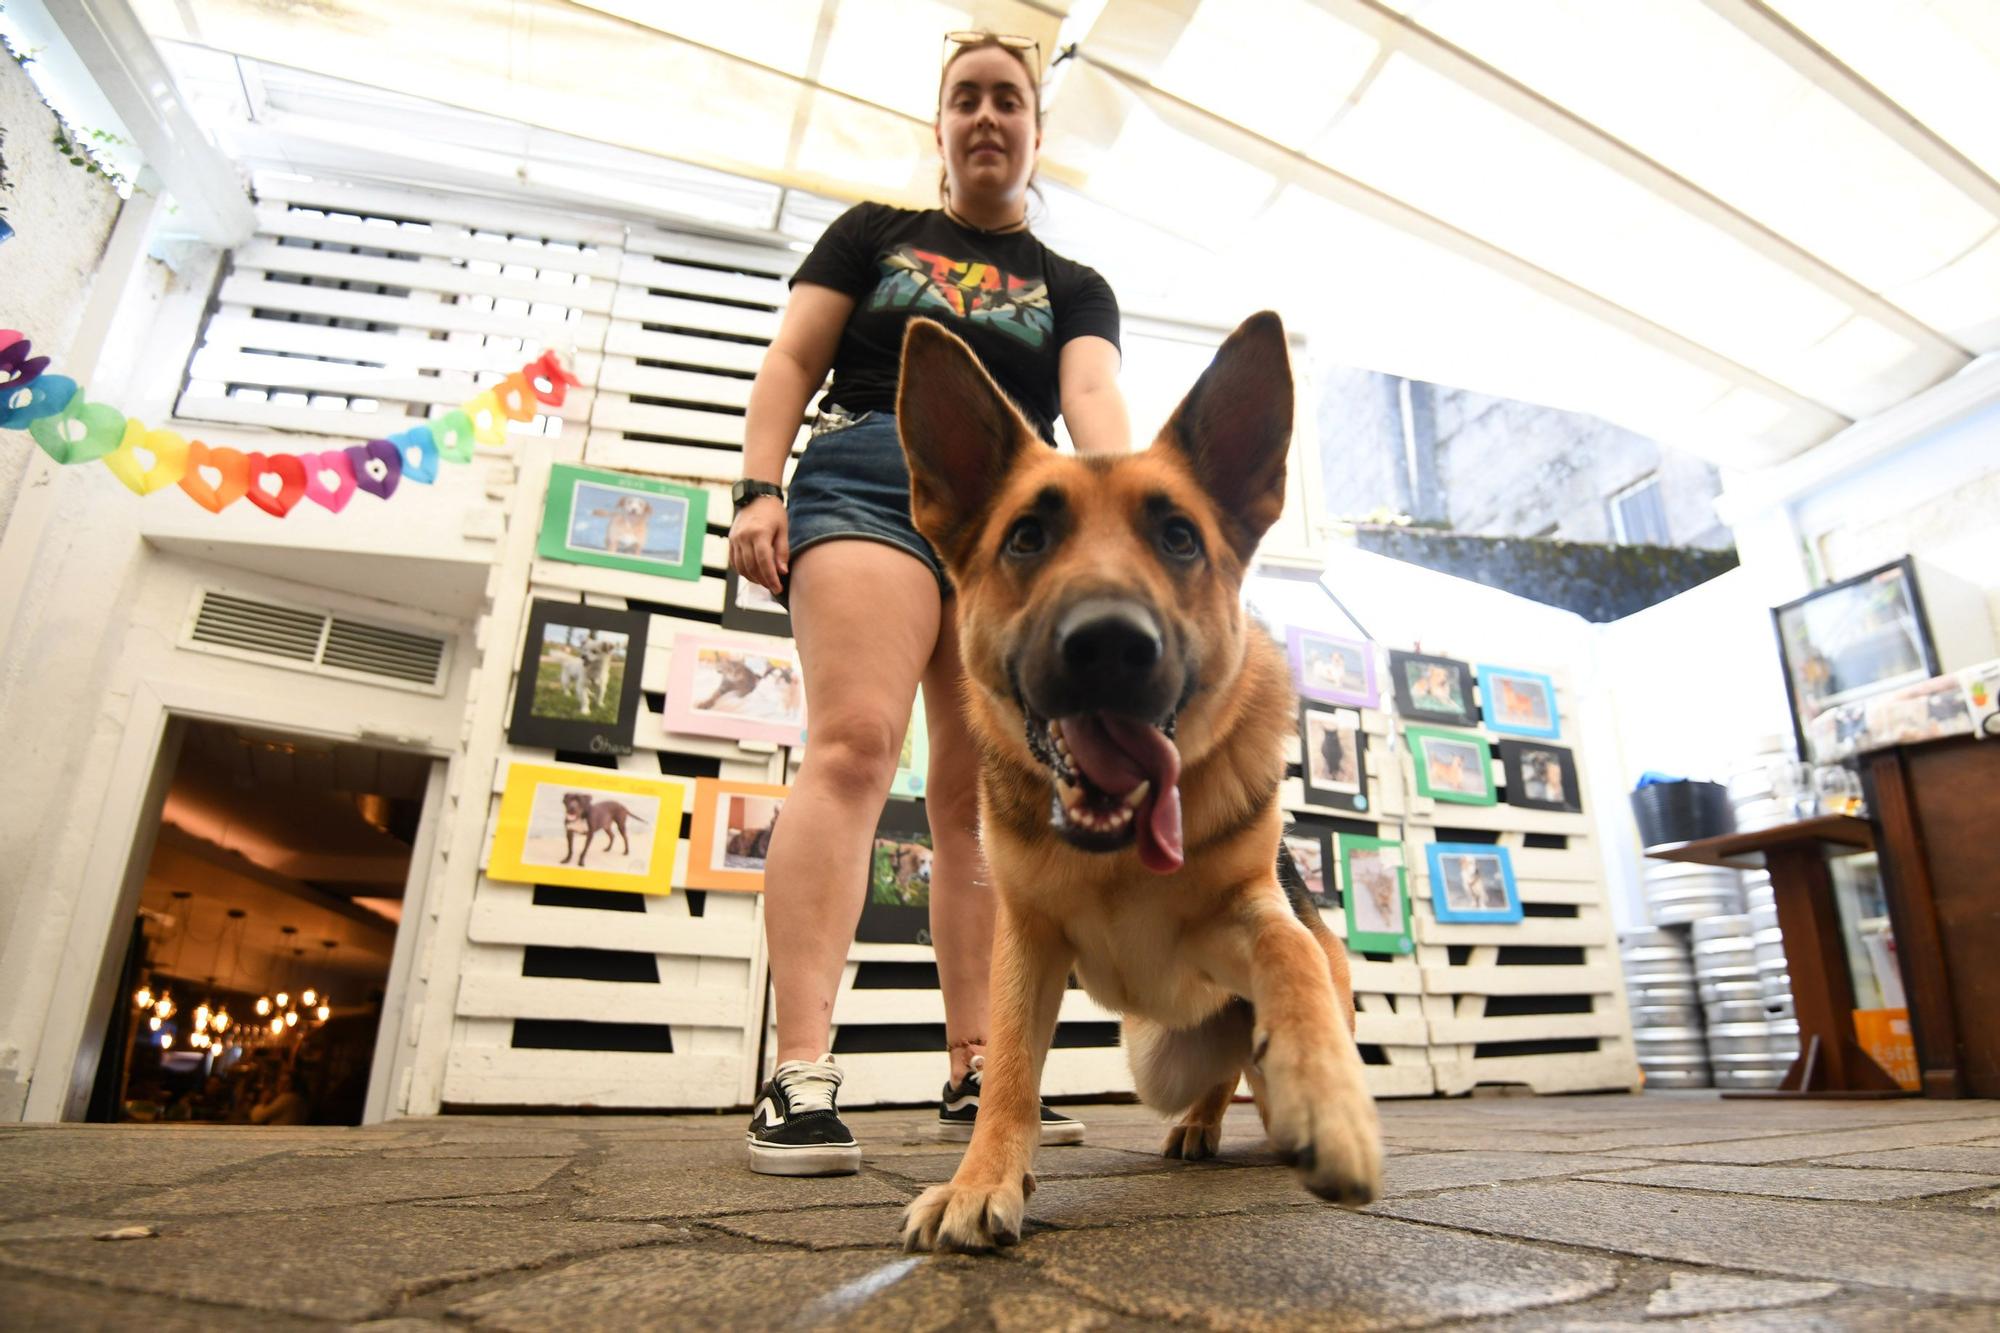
top-left (731, 479), bottom-right (784, 512)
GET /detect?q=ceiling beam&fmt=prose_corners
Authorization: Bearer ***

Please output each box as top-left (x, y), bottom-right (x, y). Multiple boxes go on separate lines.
top-left (1312, 0), bottom-right (1971, 360)
top-left (1697, 0), bottom-right (2000, 222)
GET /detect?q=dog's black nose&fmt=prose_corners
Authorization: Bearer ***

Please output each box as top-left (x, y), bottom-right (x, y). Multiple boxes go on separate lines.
top-left (1057, 598), bottom-right (1162, 688)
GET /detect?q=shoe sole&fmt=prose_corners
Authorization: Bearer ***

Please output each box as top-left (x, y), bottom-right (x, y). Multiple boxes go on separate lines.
top-left (937, 1121), bottom-right (1086, 1146)
top-left (746, 1139), bottom-right (862, 1176)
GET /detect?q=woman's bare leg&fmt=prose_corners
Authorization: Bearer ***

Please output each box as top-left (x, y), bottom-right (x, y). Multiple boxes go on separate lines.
top-left (923, 599), bottom-right (994, 1083)
top-left (766, 541), bottom-right (942, 1068)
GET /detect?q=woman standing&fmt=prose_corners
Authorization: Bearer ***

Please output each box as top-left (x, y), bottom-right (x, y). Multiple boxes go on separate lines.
top-left (731, 33), bottom-right (1131, 1175)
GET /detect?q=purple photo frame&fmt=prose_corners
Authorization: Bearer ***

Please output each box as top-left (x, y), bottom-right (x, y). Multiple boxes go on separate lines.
top-left (1285, 627), bottom-right (1378, 709)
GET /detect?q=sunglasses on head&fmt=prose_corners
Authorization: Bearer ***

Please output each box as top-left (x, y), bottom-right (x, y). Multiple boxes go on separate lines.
top-left (944, 30), bottom-right (1042, 76)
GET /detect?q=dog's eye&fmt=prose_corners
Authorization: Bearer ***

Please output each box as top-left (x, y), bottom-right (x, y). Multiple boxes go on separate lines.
top-left (1004, 516), bottom-right (1046, 557)
top-left (1159, 517), bottom-right (1203, 560)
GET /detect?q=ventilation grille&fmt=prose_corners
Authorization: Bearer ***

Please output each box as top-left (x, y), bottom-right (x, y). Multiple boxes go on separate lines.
top-left (187, 589), bottom-right (449, 692)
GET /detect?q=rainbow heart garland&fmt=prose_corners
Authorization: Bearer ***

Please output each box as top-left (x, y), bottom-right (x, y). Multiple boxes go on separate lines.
top-left (0, 331), bottom-right (582, 517)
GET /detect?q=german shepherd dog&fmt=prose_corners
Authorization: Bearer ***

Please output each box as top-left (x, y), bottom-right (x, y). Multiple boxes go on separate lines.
top-left (895, 312), bottom-right (1382, 1253)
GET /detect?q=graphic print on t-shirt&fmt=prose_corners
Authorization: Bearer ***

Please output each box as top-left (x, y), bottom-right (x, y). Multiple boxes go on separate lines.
top-left (866, 245), bottom-right (1052, 348)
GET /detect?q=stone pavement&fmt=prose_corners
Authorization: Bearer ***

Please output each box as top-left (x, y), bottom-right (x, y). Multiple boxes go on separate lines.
top-left (3, 1092), bottom-right (1998, 1330)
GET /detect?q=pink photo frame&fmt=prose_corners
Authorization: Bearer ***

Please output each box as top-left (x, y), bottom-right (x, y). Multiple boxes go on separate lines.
top-left (662, 630), bottom-right (808, 747)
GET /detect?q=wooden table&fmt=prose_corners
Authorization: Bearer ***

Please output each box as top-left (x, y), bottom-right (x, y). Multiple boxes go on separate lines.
top-left (1647, 816), bottom-right (1905, 1098)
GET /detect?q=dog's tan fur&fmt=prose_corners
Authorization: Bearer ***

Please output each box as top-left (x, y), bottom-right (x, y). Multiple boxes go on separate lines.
top-left (894, 312), bottom-right (1382, 1254)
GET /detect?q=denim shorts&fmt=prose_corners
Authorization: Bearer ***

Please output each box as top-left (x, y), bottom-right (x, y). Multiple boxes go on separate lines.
top-left (785, 410), bottom-right (949, 596)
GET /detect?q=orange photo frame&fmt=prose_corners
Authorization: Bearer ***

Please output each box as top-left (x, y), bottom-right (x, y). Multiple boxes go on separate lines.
top-left (685, 777), bottom-right (790, 892)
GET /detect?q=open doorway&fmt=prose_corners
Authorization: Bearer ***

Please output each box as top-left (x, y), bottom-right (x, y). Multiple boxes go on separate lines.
top-left (90, 721), bottom-right (435, 1125)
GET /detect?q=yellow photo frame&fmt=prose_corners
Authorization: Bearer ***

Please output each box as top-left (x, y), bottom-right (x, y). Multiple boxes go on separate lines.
top-left (488, 761), bottom-right (688, 894)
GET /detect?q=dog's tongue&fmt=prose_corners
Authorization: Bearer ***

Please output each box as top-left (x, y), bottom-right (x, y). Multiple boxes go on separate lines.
top-left (1062, 713), bottom-right (1184, 874)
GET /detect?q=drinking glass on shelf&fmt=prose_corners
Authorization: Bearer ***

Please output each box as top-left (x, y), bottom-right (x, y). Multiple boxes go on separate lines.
top-left (1815, 764), bottom-right (1863, 818)
top-left (1774, 761), bottom-right (1817, 822)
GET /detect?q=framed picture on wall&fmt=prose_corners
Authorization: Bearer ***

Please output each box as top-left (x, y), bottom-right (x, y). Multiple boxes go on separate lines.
top-left (890, 688), bottom-right (930, 799)
top-left (538, 463), bottom-right (708, 581)
top-left (1387, 650), bottom-right (1479, 727)
top-left (685, 777), bottom-right (789, 892)
top-left (487, 762), bottom-right (689, 895)
top-left (1407, 725), bottom-right (1496, 806)
top-left (1286, 628), bottom-right (1378, 709)
top-left (1298, 701), bottom-right (1369, 813)
top-left (507, 599), bottom-right (648, 755)
top-left (1425, 843), bottom-right (1522, 923)
top-left (1281, 817), bottom-right (1339, 913)
top-left (1499, 739), bottom-right (1583, 813)
top-left (1476, 665), bottom-right (1561, 738)
top-left (855, 798), bottom-right (935, 945)
top-left (662, 630), bottom-right (807, 747)
top-left (721, 566), bottom-right (792, 637)
top-left (1338, 834), bottom-right (1412, 954)
top-left (1772, 556), bottom-right (1941, 760)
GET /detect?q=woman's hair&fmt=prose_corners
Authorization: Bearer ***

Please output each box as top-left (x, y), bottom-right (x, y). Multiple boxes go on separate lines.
top-left (936, 31), bottom-right (1044, 211)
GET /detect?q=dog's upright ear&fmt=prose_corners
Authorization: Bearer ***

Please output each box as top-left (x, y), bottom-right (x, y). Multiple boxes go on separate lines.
top-left (1157, 311), bottom-right (1293, 561)
top-left (897, 318), bottom-right (1039, 569)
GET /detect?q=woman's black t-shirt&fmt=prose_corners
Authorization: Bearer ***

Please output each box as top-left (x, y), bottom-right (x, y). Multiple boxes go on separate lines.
top-left (789, 203), bottom-right (1121, 443)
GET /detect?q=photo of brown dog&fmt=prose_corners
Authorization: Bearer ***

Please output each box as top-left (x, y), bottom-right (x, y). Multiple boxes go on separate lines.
top-left (894, 312), bottom-right (1382, 1253)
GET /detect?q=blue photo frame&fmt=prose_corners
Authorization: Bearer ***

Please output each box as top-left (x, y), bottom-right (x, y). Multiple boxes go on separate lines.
top-left (1425, 843), bottom-right (1522, 923)
top-left (1476, 665), bottom-right (1560, 739)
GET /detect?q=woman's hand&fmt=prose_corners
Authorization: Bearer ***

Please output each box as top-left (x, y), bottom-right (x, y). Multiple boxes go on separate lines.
top-left (729, 495), bottom-right (790, 595)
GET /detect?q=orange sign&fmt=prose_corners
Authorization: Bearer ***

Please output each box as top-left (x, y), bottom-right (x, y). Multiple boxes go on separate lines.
top-left (1852, 1008), bottom-right (1920, 1092)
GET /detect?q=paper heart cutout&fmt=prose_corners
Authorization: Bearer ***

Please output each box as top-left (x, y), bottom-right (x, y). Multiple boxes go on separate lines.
top-left (304, 450), bottom-right (357, 513)
top-left (0, 331), bottom-right (21, 349)
top-left (525, 350), bottom-right (582, 407)
top-left (493, 372), bottom-right (538, 422)
top-left (390, 425), bottom-right (440, 483)
top-left (464, 390), bottom-right (509, 446)
top-left (102, 421), bottom-right (191, 495)
top-left (179, 442), bottom-right (251, 513)
top-left (28, 390), bottom-right (126, 464)
top-left (347, 439), bottom-right (402, 500)
top-left (246, 452), bottom-right (308, 517)
top-left (0, 374), bottom-right (77, 430)
top-left (431, 410), bottom-right (477, 464)
top-left (0, 337), bottom-right (50, 392)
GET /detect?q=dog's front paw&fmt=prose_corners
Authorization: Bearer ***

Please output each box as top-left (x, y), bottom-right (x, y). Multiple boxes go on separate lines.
top-left (1161, 1116), bottom-right (1222, 1160)
top-left (1254, 1029), bottom-right (1383, 1207)
top-left (900, 1175), bottom-right (1032, 1253)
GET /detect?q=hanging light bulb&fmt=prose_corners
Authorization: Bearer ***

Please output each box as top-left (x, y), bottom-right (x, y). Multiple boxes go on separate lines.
top-left (302, 988), bottom-right (317, 1007)
top-left (191, 1031), bottom-right (208, 1049)
top-left (315, 1004), bottom-right (330, 1023)
top-left (255, 996), bottom-right (271, 1016)
top-left (284, 1010), bottom-right (298, 1028)
top-left (149, 1015), bottom-right (162, 1032)
top-left (160, 1032), bottom-right (174, 1049)
top-left (155, 994), bottom-right (175, 1020)
top-left (213, 1009), bottom-right (231, 1033)
top-left (194, 1002), bottom-right (212, 1030)
top-left (134, 984), bottom-right (154, 1010)
top-left (275, 992), bottom-right (289, 1010)
top-left (269, 1017), bottom-right (284, 1035)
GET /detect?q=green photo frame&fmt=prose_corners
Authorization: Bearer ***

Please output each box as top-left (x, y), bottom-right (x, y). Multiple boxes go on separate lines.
top-left (1406, 724), bottom-right (1497, 805)
top-left (538, 463), bottom-right (708, 580)
top-left (1337, 834), bottom-right (1412, 954)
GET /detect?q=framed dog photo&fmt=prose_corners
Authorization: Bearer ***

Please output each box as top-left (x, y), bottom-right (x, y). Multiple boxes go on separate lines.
top-left (855, 798), bottom-right (935, 945)
top-left (890, 688), bottom-right (930, 799)
top-left (1499, 739), bottom-right (1583, 813)
top-left (721, 566), bottom-right (792, 637)
top-left (1286, 627), bottom-right (1378, 710)
top-left (538, 463), bottom-right (708, 581)
top-left (1407, 725), bottom-right (1497, 806)
top-left (685, 777), bottom-right (788, 892)
top-left (1388, 650), bottom-right (1478, 727)
top-left (1337, 834), bottom-right (1412, 954)
top-left (1280, 818), bottom-right (1338, 913)
top-left (1299, 702), bottom-right (1369, 813)
top-left (1477, 665), bottom-right (1561, 739)
top-left (1425, 843), bottom-right (1522, 923)
top-left (488, 762), bottom-right (688, 894)
top-left (663, 630), bottom-right (808, 746)
top-left (507, 600), bottom-right (648, 755)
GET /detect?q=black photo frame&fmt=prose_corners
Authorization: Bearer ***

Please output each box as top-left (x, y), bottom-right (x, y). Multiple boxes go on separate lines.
top-left (1280, 816), bottom-right (1339, 913)
top-left (508, 599), bottom-right (649, 756)
top-left (1298, 700), bottom-right (1370, 814)
top-left (721, 566), bottom-right (793, 637)
top-left (1387, 649), bottom-right (1479, 727)
top-left (855, 798), bottom-right (934, 946)
top-left (1771, 556), bottom-right (1940, 762)
top-left (1498, 739), bottom-right (1583, 813)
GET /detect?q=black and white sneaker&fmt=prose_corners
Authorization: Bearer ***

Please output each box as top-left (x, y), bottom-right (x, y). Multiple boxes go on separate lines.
top-left (938, 1055), bottom-right (1086, 1146)
top-left (747, 1054), bottom-right (861, 1176)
